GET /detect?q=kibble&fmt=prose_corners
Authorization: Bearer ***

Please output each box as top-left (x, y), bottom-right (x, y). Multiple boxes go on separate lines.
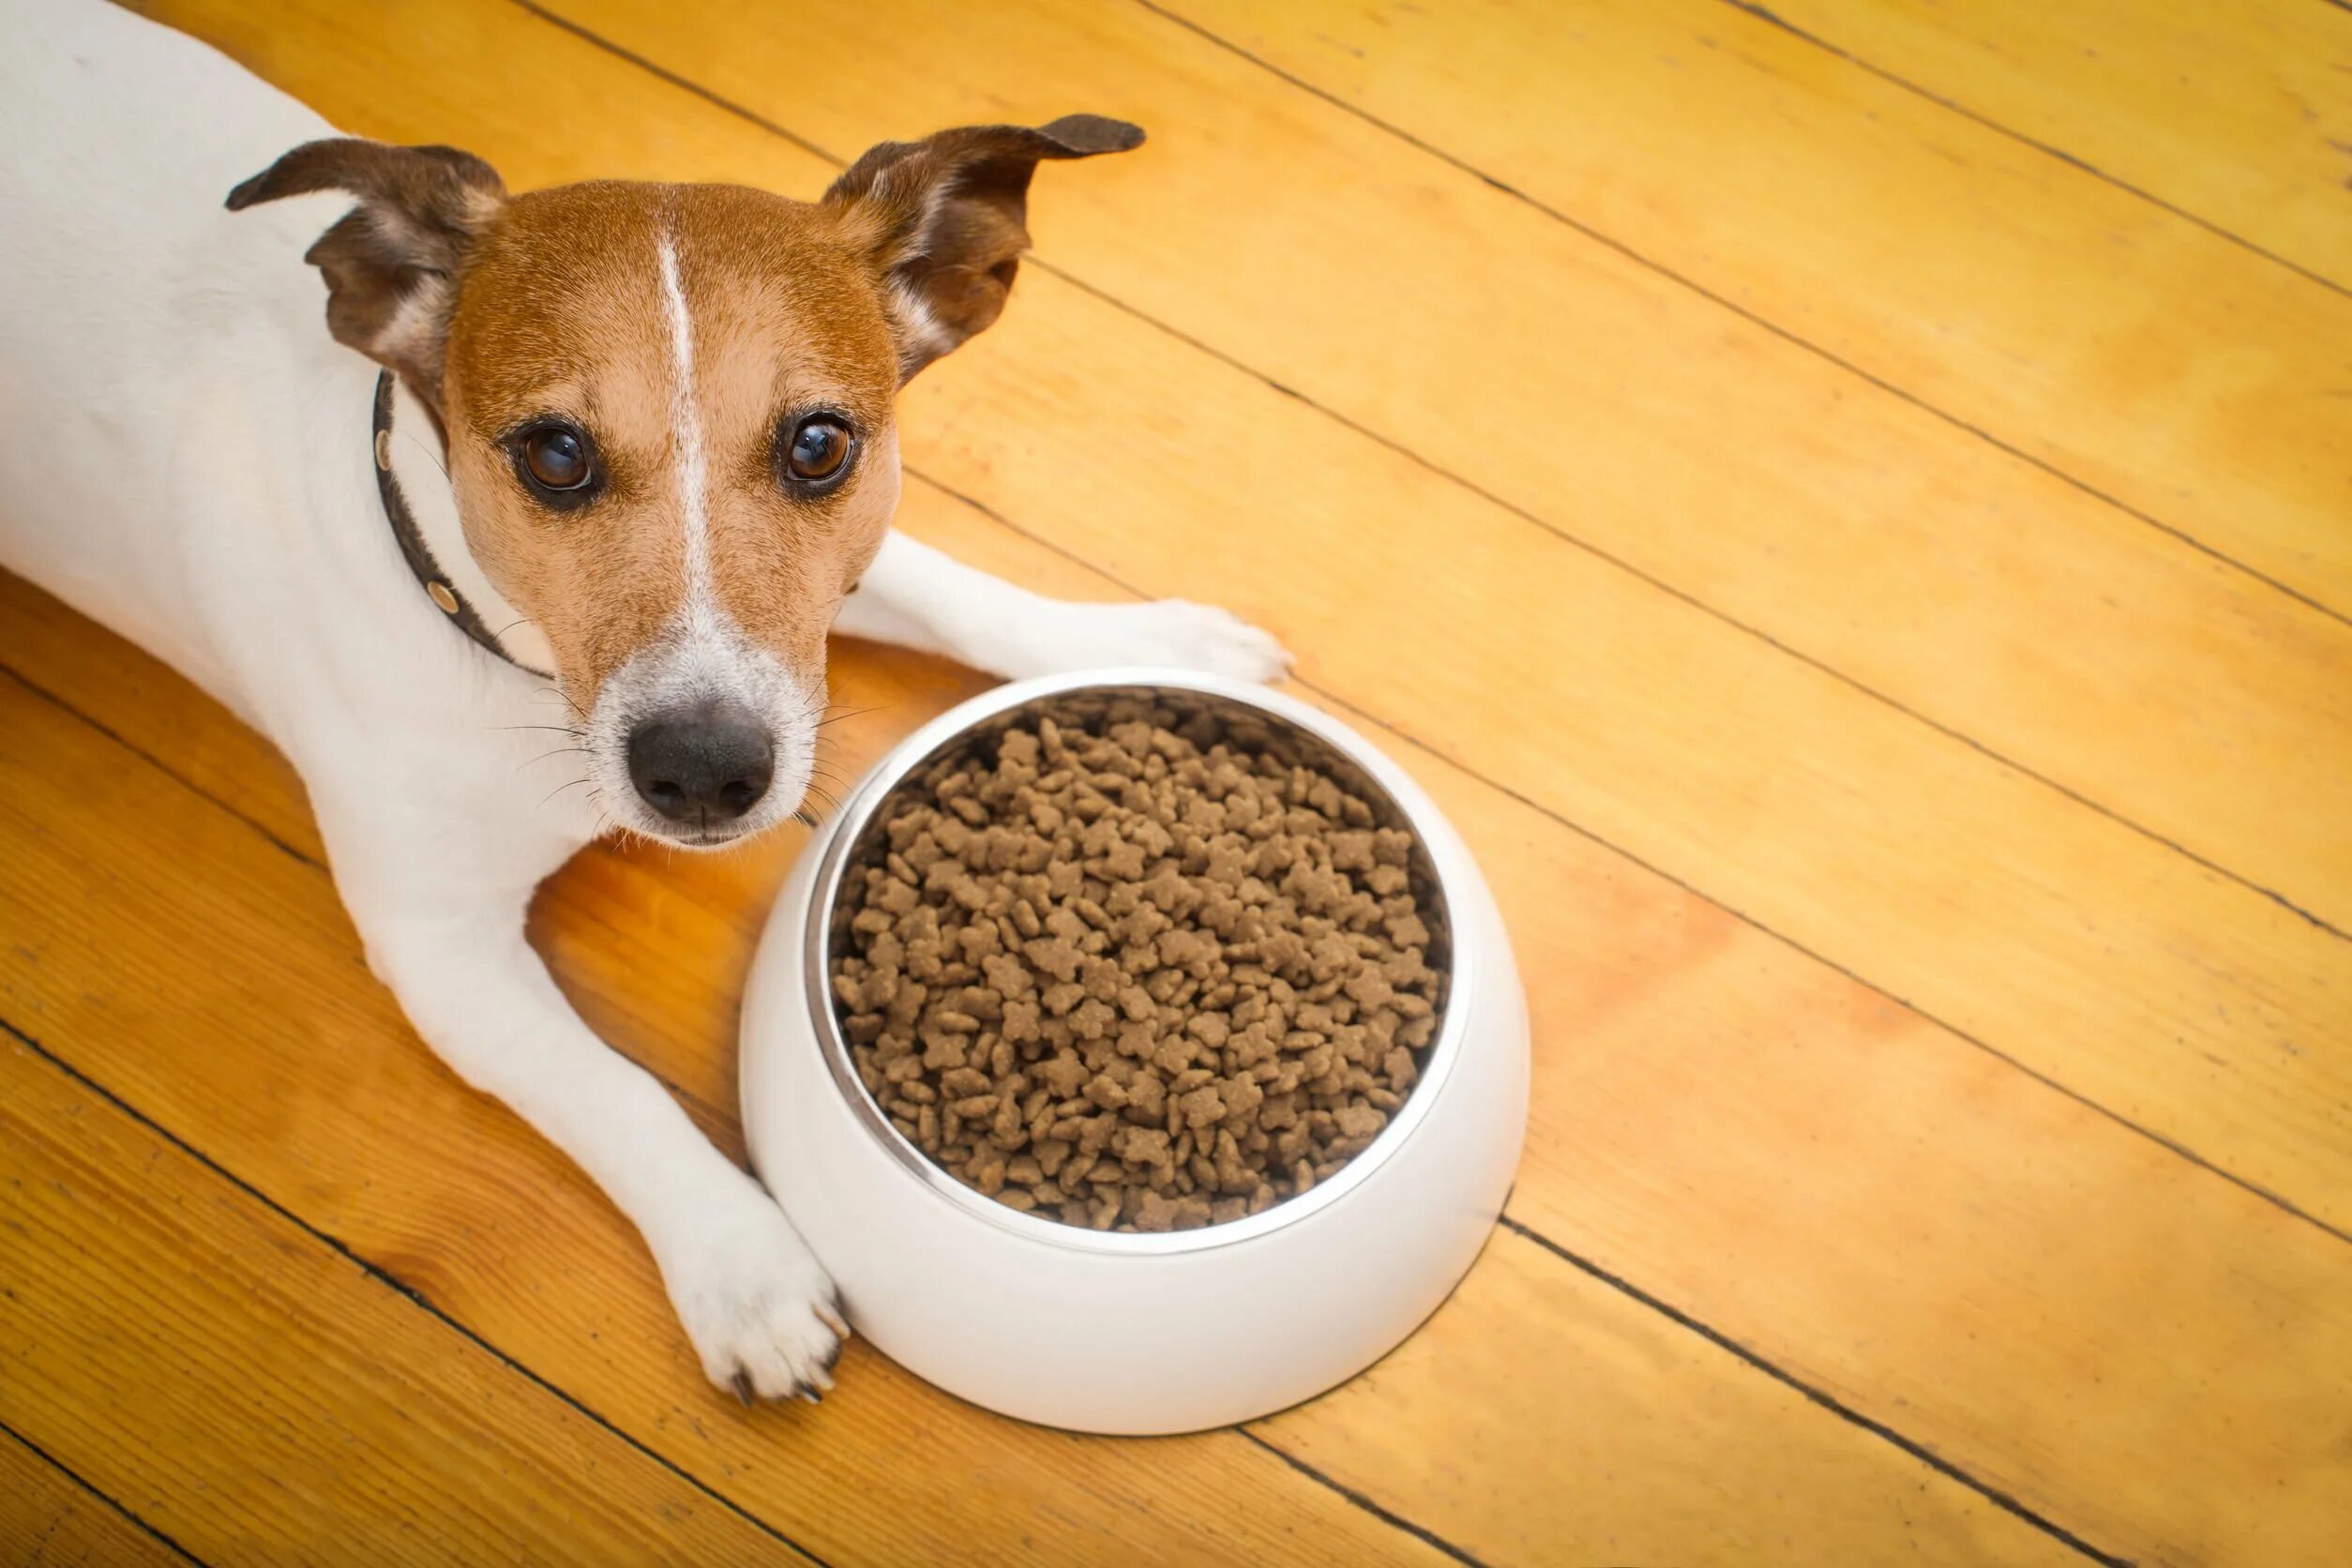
top-left (830, 696), bottom-right (1447, 1231)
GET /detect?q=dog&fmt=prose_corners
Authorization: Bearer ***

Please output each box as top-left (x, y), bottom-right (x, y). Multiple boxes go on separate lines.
top-left (0, 0), bottom-right (1285, 1403)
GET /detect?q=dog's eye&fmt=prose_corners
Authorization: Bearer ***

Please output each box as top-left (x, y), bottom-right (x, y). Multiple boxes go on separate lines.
top-left (522, 428), bottom-right (590, 490)
top-left (779, 415), bottom-right (855, 491)
top-left (509, 420), bottom-right (600, 507)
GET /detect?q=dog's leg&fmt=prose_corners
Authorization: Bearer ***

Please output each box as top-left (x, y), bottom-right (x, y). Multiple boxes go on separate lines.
top-left (317, 820), bottom-right (842, 1403)
top-left (834, 530), bottom-right (1289, 681)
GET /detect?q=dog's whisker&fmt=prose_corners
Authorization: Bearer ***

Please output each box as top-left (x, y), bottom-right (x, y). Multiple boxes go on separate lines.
top-left (395, 424), bottom-right (449, 479)
top-left (536, 685), bottom-right (591, 724)
top-left (535, 776), bottom-right (592, 812)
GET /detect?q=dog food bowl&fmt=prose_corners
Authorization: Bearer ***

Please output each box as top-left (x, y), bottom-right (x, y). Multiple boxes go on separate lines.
top-left (740, 669), bottom-right (1529, 1434)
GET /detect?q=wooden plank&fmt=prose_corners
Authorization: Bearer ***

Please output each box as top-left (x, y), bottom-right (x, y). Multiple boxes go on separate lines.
top-left (20, 1), bottom-right (2350, 1557)
top-left (559, 558), bottom-right (2352, 1562)
top-left (0, 1428), bottom-right (190, 1568)
top-left (0, 674), bottom-right (1448, 1564)
top-left (1158, 0), bottom-right (2352, 620)
top-left (1258, 1229), bottom-right (2078, 1568)
top-left (880, 501), bottom-right (2352, 1567)
top-left (141, 0), bottom-right (2352, 935)
top-left (17, 473), bottom-right (2352, 1561)
top-left (874, 297), bottom-right (2352, 1233)
top-left (0, 1039), bottom-right (809, 1567)
top-left (1763, 0), bottom-right (2352, 293)
top-left (132, 0), bottom-right (2352, 1252)
top-left (547, 0), bottom-right (2352, 912)
top-left (0, 576), bottom-right (321, 861)
top-left (0, 625), bottom-right (2090, 1563)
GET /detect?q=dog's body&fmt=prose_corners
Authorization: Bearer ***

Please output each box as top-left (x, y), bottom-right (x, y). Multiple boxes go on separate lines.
top-left (1, 0), bottom-right (1282, 1400)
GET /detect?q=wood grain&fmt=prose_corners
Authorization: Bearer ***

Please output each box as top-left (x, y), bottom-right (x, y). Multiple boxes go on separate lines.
top-left (554, 0), bottom-right (2352, 916)
top-left (0, 665), bottom-right (1447, 1563)
top-left (1764, 0), bottom-right (2352, 293)
top-left (1162, 0), bottom-right (2352, 623)
top-left (135, 0), bottom-right (2352, 1250)
top-left (0, 617), bottom-right (2091, 1563)
top-left (7, 0), bottom-right (2347, 1561)
top-left (0, 1038), bottom-right (812, 1567)
top-left (1254, 1229), bottom-right (2082, 1568)
top-left (602, 494), bottom-right (2352, 1568)
top-left (16, 464), bottom-right (2352, 1560)
top-left (0, 1429), bottom-right (190, 1568)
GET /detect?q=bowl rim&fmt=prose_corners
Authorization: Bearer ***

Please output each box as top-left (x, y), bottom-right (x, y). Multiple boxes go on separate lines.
top-left (798, 666), bottom-right (1479, 1256)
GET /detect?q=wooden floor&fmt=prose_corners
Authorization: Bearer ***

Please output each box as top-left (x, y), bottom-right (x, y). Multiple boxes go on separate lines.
top-left (4, 1), bottom-right (2348, 1562)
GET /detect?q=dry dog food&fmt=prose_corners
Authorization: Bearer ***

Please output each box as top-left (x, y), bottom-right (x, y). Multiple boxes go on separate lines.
top-left (830, 696), bottom-right (1448, 1231)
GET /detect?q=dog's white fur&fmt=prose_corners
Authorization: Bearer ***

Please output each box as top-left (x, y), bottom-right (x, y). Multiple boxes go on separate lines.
top-left (0, 0), bottom-right (1285, 1399)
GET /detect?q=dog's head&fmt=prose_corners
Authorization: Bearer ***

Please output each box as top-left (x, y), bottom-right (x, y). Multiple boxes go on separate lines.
top-left (229, 119), bottom-right (1138, 847)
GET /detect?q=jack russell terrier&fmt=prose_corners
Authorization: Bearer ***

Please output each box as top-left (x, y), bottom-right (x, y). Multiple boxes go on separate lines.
top-left (0, 0), bottom-right (1285, 1404)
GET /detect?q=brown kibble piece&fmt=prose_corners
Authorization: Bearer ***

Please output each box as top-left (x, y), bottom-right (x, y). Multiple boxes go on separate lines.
top-left (837, 699), bottom-right (1446, 1230)
top-left (1177, 1084), bottom-right (1228, 1130)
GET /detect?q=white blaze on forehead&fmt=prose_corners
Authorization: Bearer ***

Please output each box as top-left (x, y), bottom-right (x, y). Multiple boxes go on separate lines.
top-left (581, 221), bottom-right (830, 845)
top-left (656, 228), bottom-right (716, 631)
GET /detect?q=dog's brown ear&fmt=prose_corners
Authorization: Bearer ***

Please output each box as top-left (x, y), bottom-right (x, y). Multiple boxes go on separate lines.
top-left (227, 139), bottom-right (505, 408)
top-left (824, 115), bottom-right (1142, 382)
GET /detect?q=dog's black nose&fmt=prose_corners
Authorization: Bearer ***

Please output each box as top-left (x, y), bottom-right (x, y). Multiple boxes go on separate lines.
top-left (626, 704), bottom-right (774, 824)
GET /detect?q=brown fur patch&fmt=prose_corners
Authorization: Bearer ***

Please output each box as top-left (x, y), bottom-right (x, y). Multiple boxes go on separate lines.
top-left (442, 183), bottom-right (900, 709)
top-left (231, 120), bottom-right (1141, 720)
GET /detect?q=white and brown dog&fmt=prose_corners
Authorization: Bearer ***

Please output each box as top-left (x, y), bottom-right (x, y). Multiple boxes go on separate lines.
top-left (0, 0), bottom-right (1284, 1402)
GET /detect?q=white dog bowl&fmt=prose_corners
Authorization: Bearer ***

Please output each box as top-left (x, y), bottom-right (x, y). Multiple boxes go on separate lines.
top-left (741, 669), bottom-right (1529, 1434)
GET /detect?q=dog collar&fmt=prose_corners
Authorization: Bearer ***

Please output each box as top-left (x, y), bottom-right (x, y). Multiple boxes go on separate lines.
top-left (372, 370), bottom-right (550, 676)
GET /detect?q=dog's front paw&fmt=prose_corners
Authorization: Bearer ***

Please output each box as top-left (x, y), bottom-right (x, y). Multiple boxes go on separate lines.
top-left (1007, 598), bottom-right (1291, 683)
top-left (663, 1192), bottom-right (846, 1404)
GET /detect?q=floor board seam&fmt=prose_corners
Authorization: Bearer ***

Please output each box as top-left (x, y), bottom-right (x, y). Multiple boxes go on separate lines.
top-left (0, 1414), bottom-right (212, 1568)
top-left (942, 323), bottom-right (2347, 941)
top-left (1231, 1429), bottom-right (1489, 1568)
top-left (13, 8), bottom-right (2331, 1560)
top-left (0, 785), bottom-right (1464, 1560)
top-left (23, 461), bottom-right (2345, 1246)
top-left (506, 0), bottom-right (2352, 943)
top-left (1497, 1218), bottom-right (2134, 1566)
top-left (1709, 0), bottom-right (2352, 303)
top-left (0, 663), bottom-right (317, 868)
top-left (0, 984), bottom-right (1458, 1567)
top-left (2, 656), bottom-right (749, 1147)
top-left (1129, 0), bottom-right (2352, 635)
top-left (0, 1018), bottom-right (835, 1568)
top-left (17, 605), bottom-right (2339, 1258)
top-left (896, 471), bottom-right (2352, 1252)
top-left (0, 636), bottom-right (2287, 1567)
